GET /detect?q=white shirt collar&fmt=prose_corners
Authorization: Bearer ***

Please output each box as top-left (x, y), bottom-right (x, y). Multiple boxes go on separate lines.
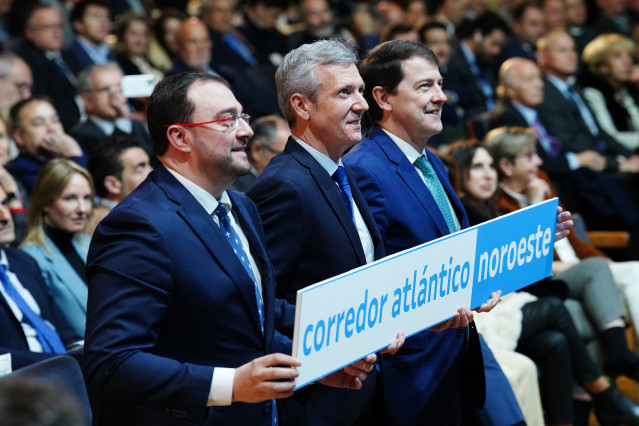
top-left (292, 136), bottom-right (342, 176)
top-left (166, 168), bottom-right (230, 215)
top-left (381, 128), bottom-right (425, 164)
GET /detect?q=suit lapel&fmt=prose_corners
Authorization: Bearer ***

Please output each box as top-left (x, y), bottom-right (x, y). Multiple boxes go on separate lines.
top-left (286, 140), bottom-right (368, 265)
top-left (42, 236), bottom-right (88, 314)
top-left (156, 167), bottom-right (264, 336)
top-left (370, 127), bottom-right (454, 236)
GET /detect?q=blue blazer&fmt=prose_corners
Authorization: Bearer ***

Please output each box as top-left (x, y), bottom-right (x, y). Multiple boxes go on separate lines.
top-left (247, 138), bottom-right (385, 425)
top-left (22, 234), bottom-right (90, 337)
top-left (344, 126), bottom-right (474, 425)
top-left (84, 165), bottom-right (293, 426)
top-left (0, 247), bottom-right (80, 370)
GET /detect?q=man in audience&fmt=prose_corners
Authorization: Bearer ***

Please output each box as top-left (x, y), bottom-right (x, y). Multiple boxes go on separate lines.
top-left (84, 134), bottom-right (151, 235)
top-left (248, 40), bottom-right (407, 425)
top-left (236, 0), bottom-right (289, 66)
top-left (0, 54), bottom-right (32, 117)
top-left (84, 71), bottom-right (376, 425)
top-left (66, 0), bottom-right (114, 73)
top-left (15, 5), bottom-right (83, 131)
top-left (71, 62), bottom-right (153, 160)
top-left (497, 3), bottom-right (546, 65)
top-left (541, 0), bottom-right (567, 29)
top-left (230, 115), bottom-right (288, 193)
top-left (447, 12), bottom-right (509, 119)
top-left (492, 56), bottom-right (639, 259)
top-left (166, 17), bottom-right (215, 76)
top-left (203, 0), bottom-right (259, 69)
top-left (8, 97), bottom-right (85, 194)
top-left (0, 184), bottom-right (82, 371)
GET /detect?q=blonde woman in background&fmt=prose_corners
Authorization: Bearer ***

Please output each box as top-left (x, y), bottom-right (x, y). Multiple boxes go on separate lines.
top-left (20, 159), bottom-right (93, 336)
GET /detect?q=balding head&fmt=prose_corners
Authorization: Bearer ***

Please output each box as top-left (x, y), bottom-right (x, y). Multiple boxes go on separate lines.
top-left (177, 18), bottom-right (212, 70)
top-left (537, 29), bottom-right (578, 80)
top-left (497, 57), bottom-right (544, 107)
top-left (0, 54), bottom-right (32, 115)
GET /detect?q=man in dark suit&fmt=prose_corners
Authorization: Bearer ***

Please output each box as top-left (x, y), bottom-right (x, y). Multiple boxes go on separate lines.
top-left (84, 71), bottom-right (375, 426)
top-left (496, 3), bottom-right (545, 67)
top-left (66, 0), bottom-right (115, 74)
top-left (247, 40), bottom-right (408, 425)
top-left (447, 12), bottom-right (509, 119)
top-left (344, 40), bottom-right (524, 426)
top-left (71, 62), bottom-right (153, 160)
top-left (14, 5), bottom-right (82, 131)
top-left (0, 185), bottom-right (81, 371)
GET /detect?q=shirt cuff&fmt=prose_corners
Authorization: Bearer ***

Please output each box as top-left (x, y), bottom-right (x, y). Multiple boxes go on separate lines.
top-left (565, 152), bottom-right (579, 170)
top-left (207, 367), bottom-right (235, 406)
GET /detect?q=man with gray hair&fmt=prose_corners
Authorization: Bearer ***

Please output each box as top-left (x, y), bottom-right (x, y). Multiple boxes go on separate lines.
top-left (0, 53), bottom-right (33, 117)
top-left (247, 39), bottom-right (469, 425)
top-left (70, 62), bottom-right (153, 160)
top-left (230, 115), bottom-right (289, 193)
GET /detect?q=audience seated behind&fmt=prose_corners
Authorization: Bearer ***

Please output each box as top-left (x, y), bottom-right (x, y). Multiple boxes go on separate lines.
top-left (448, 138), bottom-right (639, 425)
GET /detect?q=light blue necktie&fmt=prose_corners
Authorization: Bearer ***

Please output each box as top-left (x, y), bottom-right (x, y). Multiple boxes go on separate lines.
top-left (0, 264), bottom-right (66, 354)
top-left (414, 155), bottom-right (459, 234)
top-left (213, 204), bottom-right (263, 334)
top-left (332, 166), bottom-right (355, 223)
top-left (213, 205), bottom-right (278, 425)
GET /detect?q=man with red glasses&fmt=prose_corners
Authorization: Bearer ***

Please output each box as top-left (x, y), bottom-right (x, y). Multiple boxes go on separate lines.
top-left (83, 71), bottom-right (376, 426)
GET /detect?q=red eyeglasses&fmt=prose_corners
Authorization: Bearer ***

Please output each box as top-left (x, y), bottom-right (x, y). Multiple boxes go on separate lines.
top-left (165, 114), bottom-right (251, 129)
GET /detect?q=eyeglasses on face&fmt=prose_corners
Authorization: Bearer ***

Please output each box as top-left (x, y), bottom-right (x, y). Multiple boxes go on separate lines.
top-left (165, 114), bottom-right (251, 129)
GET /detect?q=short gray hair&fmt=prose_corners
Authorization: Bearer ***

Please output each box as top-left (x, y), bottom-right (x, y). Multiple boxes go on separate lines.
top-left (0, 53), bottom-right (20, 80)
top-left (276, 39), bottom-right (358, 127)
top-left (77, 62), bottom-right (123, 94)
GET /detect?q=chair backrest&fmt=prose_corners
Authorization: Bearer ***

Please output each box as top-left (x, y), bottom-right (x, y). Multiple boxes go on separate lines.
top-left (0, 355), bottom-right (91, 426)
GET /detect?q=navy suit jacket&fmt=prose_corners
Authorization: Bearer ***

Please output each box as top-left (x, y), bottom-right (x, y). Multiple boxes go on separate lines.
top-left (84, 165), bottom-right (294, 426)
top-left (13, 41), bottom-right (81, 131)
top-left (64, 39), bottom-right (116, 74)
top-left (247, 138), bottom-right (384, 425)
top-left (344, 126), bottom-right (476, 425)
top-left (538, 76), bottom-right (632, 171)
top-left (69, 118), bottom-right (154, 162)
top-left (0, 247), bottom-right (80, 370)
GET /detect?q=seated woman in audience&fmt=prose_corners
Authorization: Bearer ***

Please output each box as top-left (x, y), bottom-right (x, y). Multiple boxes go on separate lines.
top-left (484, 126), bottom-right (639, 376)
top-left (20, 159), bottom-right (93, 337)
top-left (114, 11), bottom-right (164, 82)
top-left (149, 11), bottom-right (185, 73)
top-left (449, 139), bottom-right (639, 425)
top-left (581, 33), bottom-right (639, 152)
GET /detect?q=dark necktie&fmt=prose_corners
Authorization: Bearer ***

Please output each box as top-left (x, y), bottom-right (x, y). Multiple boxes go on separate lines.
top-left (213, 204), bottom-right (263, 334)
top-left (332, 166), bottom-right (354, 223)
top-left (532, 116), bottom-right (562, 156)
top-left (0, 264), bottom-right (66, 354)
top-left (414, 155), bottom-right (459, 234)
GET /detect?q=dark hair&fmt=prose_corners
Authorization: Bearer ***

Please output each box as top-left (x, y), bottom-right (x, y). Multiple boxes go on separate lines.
top-left (383, 24), bottom-right (417, 43)
top-left (87, 133), bottom-right (142, 197)
top-left (462, 11), bottom-right (509, 39)
top-left (9, 95), bottom-right (54, 131)
top-left (114, 11), bottom-right (151, 55)
top-left (448, 140), bottom-right (500, 220)
top-left (147, 72), bottom-right (230, 156)
top-left (360, 40), bottom-right (438, 123)
top-left (512, 3), bottom-right (541, 23)
top-left (153, 10), bottom-right (187, 56)
top-left (247, 116), bottom-right (279, 153)
top-left (70, 0), bottom-right (109, 25)
top-left (419, 20), bottom-right (448, 44)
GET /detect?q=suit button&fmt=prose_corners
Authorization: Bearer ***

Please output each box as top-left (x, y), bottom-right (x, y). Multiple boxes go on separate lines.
top-left (457, 328), bottom-right (465, 337)
top-left (264, 403), bottom-right (272, 414)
